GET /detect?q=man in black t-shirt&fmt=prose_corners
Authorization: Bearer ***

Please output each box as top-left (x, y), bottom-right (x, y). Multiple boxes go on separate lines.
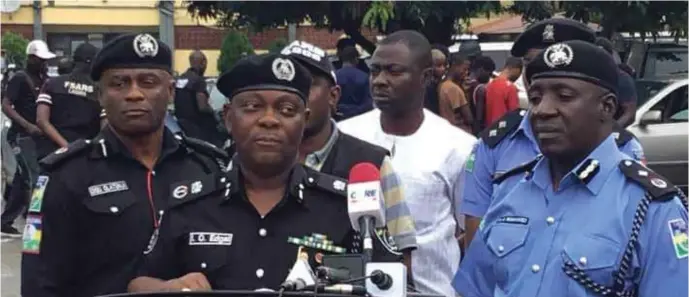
top-left (174, 50), bottom-right (223, 147)
top-left (0, 40), bottom-right (55, 236)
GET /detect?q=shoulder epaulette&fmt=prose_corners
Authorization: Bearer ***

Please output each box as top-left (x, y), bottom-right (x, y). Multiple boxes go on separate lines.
top-left (612, 128), bottom-right (634, 147)
top-left (493, 155), bottom-right (543, 184)
top-left (619, 159), bottom-right (678, 201)
top-left (302, 167), bottom-right (348, 197)
top-left (481, 108), bottom-right (527, 148)
top-left (180, 136), bottom-right (228, 160)
top-left (39, 139), bottom-right (93, 171)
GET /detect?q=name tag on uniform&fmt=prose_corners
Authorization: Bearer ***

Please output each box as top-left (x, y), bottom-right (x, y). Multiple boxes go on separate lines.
top-left (189, 232), bottom-right (233, 246)
top-left (88, 181), bottom-right (129, 197)
top-left (498, 216), bottom-right (529, 225)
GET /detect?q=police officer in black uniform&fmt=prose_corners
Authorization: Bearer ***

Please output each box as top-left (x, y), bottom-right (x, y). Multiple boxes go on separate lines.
top-left (128, 53), bottom-right (357, 292)
top-left (174, 50), bottom-right (223, 147)
top-left (35, 43), bottom-right (102, 159)
top-left (21, 33), bottom-right (227, 297)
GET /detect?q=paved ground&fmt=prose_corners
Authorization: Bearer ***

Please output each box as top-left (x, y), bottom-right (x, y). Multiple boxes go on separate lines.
top-left (1, 218), bottom-right (23, 297)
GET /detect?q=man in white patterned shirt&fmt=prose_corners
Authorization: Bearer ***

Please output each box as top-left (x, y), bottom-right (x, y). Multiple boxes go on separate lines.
top-left (339, 31), bottom-right (476, 297)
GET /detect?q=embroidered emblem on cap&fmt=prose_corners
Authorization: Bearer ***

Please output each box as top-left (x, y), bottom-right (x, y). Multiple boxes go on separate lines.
top-left (272, 58), bottom-right (296, 81)
top-left (281, 40), bottom-right (326, 62)
top-left (543, 43), bottom-right (574, 68)
top-left (133, 33), bottom-right (159, 58)
top-left (542, 24), bottom-right (555, 42)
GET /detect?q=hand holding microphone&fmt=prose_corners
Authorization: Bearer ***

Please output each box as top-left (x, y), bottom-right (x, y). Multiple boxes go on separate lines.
top-left (347, 162), bottom-right (386, 263)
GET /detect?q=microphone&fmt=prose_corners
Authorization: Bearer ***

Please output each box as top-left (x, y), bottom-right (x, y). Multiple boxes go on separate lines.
top-left (370, 269), bottom-right (393, 290)
top-left (315, 266), bottom-right (351, 284)
top-left (347, 162), bottom-right (386, 263)
top-left (279, 257), bottom-right (316, 291)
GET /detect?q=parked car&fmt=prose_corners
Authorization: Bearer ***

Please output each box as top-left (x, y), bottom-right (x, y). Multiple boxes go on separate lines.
top-left (628, 78), bottom-right (688, 193)
top-left (624, 40), bottom-right (688, 105)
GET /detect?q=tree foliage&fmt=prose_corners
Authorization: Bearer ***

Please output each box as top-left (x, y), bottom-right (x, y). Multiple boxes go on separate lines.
top-left (2, 32), bottom-right (29, 68)
top-left (267, 38), bottom-right (288, 54)
top-left (507, 1), bottom-right (687, 40)
top-left (217, 31), bottom-right (254, 73)
top-left (186, 0), bottom-right (688, 52)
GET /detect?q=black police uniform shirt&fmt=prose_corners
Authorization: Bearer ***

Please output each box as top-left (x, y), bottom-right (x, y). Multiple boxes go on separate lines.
top-left (21, 127), bottom-right (228, 297)
top-left (139, 161), bottom-right (357, 290)
top-left (174, 68), bottom-right (207, 121)
top-left (35, 73), bottom-right (101, 156)
top-left (5, 70), bottom-right (44, 136)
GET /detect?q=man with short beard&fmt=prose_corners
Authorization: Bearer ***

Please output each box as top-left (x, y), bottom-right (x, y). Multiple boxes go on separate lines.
top-left (21, 33), bottom-right (227, 297)
top-left (282, 40), bottom-right (417, 271)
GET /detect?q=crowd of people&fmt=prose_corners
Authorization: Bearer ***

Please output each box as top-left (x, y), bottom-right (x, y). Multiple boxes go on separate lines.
top-left (0, 16), bottom-right (686, 297)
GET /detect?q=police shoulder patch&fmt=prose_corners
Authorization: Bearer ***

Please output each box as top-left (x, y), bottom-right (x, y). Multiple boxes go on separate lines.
top-left (619, 159), bottom-right (678, 201)
top-left (39, 139), bottom-right (93, 171)
top-left (493, 155), bottom-right (543, 185)
top-left (303, 168), bottom-right (348, 197)
top-left (181, 136), bottom-right (228, 161)
top-left (481, 108), bottom-right (526, 148)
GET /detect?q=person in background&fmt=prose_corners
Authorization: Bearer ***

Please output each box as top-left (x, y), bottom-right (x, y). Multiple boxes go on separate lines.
top-left (483, 57), bottom-right (523, 127)
top-left (334, 38), bottom-right (370, 73)
top-left (596, 37), bottom-right (638, 128)
top-left (335, 46), bottom-right (372, 120)
top-left (339, 30), bottom-right (477, 297)
top-left (432, 49), bottom-right (473, 133)
top-left (35, 43), bottom-right (101, 159)
top-left (0, 40), bottom-right (55, 237)
top-left (174, 50), bottom-right (223, 147)
top-left (467, 56), bottom-right (496, 134)
top-left (425, 45), bottom-right (448, 116)
top-left (282, 40), bottom-right (418, 271)
top-left (56, 57), bottom-right (73, 76)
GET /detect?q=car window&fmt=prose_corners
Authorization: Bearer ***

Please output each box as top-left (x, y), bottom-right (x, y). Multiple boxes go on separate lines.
top-left (650, 84), bottom-right (688, 122)
top-left (643, 50), bottom-right (688, 78)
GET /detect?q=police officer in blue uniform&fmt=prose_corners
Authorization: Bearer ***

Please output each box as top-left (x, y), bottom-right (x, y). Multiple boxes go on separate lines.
top-left (461, 18), bottom-right (646, 247)
top-left (454, 40), bottom-right (688, 297)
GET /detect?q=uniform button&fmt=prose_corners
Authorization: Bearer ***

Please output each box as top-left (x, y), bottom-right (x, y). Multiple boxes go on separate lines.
top-left (220, 177), bottom-right (227, 183)
top-left (259, 228), bottom-right (267, 237)
top-left (201, 262), bottom-right (207, 269)
top-left (579, 257), bottom-right (587, 266)
top-left (497, 245), bottom-right (505, 252)
top-left (546, 216), bottom-right (555, 225)
top-left (256, 268), bottom-right (264, 278)
top-left (109, 206), bottom-right (119, 213)
top-left (531, 264), bottom-right (540, 273)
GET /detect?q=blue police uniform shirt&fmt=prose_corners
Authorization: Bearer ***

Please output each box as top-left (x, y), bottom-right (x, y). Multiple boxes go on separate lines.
top-left (453, 134), bottom-right (688, 297)
top-left (461, 111), bottom-right (645, 218)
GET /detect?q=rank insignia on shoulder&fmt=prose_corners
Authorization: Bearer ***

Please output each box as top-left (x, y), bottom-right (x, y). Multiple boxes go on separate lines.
top-left (39, 139), bottom-right (92, 171)
top-left (303, 169), bottom-right (348, 197)
top-left (619, 159), bottom-right (678, 201)
top-left (169, 173), bottom-right (221, 207)
top-left (481, 108), bottom-right (526, 148)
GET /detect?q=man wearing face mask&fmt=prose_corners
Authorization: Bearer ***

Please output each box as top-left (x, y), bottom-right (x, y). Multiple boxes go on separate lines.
top-left (455, 39), bottom-right (687, 297)
top-left (0, 40), bottom-right (54, 237)
top-left (281, 40), bottom-right (418, 271)
top-left (21, 33), bottom-right (228, 297)
top-left (459, 18), bottom-right (646, 250)
top-left (174, 50), bottom-right (222, 146)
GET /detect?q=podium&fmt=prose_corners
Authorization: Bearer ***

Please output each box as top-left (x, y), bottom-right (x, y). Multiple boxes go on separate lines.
top-left (97, 290), bottom-right (445, 297)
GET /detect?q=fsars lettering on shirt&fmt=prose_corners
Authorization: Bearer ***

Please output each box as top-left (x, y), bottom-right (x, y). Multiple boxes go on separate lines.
top-left (64, 81), bottom-right (94, 97)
